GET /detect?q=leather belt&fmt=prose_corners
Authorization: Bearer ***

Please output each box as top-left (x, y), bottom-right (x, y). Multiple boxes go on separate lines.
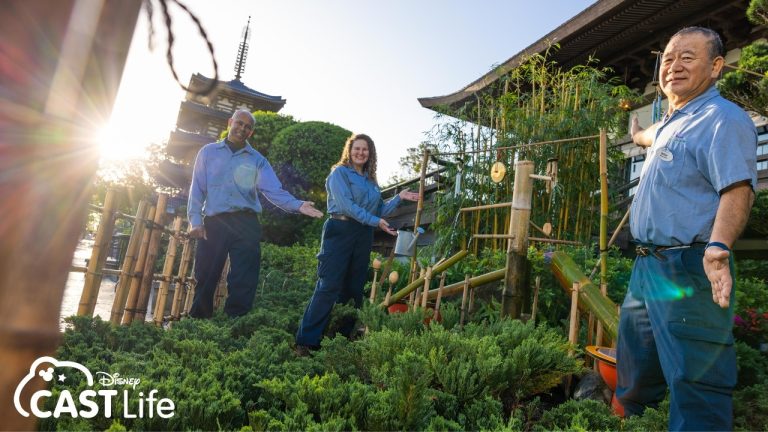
top-left (330, 214), bottom-right (350, 221)
top-left (635, 243), bottom-right (705, 261)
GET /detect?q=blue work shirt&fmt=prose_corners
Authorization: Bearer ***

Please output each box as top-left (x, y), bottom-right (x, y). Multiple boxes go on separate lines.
top-left (326, 165), bottom-right (401, 226)
top-left (187, 140), bottom-right (303, 228)
top-left (631, 86), bottom-right (757, 246)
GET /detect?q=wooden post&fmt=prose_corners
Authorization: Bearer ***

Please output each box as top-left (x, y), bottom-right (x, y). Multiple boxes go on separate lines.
top-left (468, 283), bottom-right (476, 315)
top-left (213, 258), bottom-right (231, 311)
top-left (0, 2), bottom-right (141, 428)
top-left (110, 200), bottom-right (148, 325)
top-left (409, 149), bottom-right (430, 283)
top-left (531, 276), bottom-right (541, 323)
top-left (171, 237), bottom-right (194, 320)
top-left (599, 129), bottom-right (609, 287)
top-left (122, 205), bottom-right (155, 324)
top-left (183, 273), bottom-right (197, 317)
top-left (568, 283), bottom-right (580, 353)
top-left (420, 266), bottom-right (432, 308)
top-left (78, 187), bottom-right (120, 316)
top-left (434, 272), bottom-right (446, 316)
top-left (369, 258), bottom-right (380, 304)
top-left (153, 216), bottom-right (182, 326)
top-left (596, 282), bottom-right (608, 346)
top-left (501, 160), bottom-right (533, 319)
top-left (134, 194), bottom-right (168, 322)
top-left (460, 274), bottom-right (470, 326)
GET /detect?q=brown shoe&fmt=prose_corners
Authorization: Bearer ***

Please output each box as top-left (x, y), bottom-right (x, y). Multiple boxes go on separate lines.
top-left (294, 344), bottom-right (313, 357)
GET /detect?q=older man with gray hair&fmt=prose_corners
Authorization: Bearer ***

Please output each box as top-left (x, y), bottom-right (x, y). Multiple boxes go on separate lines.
top-left (187, 109), bottom-right (322, 318)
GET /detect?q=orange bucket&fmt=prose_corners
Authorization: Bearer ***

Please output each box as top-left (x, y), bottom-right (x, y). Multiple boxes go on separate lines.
top-left (585, 345), bottom-right (624, 417)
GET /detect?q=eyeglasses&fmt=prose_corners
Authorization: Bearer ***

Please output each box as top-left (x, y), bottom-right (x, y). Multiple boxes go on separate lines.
top-left (232, 120), bottom-right (254, 130)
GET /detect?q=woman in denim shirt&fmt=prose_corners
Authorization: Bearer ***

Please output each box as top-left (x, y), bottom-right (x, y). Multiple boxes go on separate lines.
top-left (295, 133), bottom-right (418, 353)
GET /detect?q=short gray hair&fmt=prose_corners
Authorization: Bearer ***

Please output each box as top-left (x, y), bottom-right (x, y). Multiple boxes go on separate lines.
top-left (670, 27), bottom-right (725, 60)
top-left (231, 108), bottom-right (255, 125)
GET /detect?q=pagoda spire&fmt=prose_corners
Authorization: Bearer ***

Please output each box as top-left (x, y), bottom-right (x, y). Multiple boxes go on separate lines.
top-left (234, 16), bottom-right (251, 81)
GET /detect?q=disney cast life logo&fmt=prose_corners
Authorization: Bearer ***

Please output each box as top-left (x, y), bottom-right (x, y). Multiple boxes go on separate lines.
top-left (13, 356), bottom-right (175, 419)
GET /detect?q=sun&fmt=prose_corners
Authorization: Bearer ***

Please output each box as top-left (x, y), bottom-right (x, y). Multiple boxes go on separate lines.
top-left (95, 118), bottom-right (148, 163)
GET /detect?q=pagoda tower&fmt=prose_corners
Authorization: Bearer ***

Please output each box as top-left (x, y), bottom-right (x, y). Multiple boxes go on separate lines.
top-left (158, 17), bottom-right (286, 194)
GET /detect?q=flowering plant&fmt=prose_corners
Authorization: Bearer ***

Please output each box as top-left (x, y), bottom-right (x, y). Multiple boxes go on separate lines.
top-left (734, 308), bottom-right (768, 348)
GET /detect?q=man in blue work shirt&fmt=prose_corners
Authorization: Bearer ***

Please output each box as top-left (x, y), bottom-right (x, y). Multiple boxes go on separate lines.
top-left (617, 27), bottom-right (757, 431)
top-left (187, 109), bottom-right (323, 318)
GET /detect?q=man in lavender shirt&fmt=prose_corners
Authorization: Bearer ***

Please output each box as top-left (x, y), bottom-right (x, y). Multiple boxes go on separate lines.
top-left (187, 109), bottom-right (322, 318)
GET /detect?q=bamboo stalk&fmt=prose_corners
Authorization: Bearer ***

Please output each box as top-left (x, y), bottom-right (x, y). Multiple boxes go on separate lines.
top-left (531, 276), bottom-right (541, 323)
top-left (369, 269), bottom-right (379, 304)
top-left (599, 129), bottom-right (609, 286)
top-left (426, 268), bottom-right (505, 300)
top-left (550, 251), bottom-right (618, 341)
top-left (171, 236), bottom-right (194, 320)
top-left (153, 216), bottom-right (182, 326)
top-left (183, 272), bottom-right (196, 316)
top-left (434, 272), bottom-right (446, 316)
top-left (420, 266), bottom-right (432, 308)
top-left (213, 258), bottom-right (231, 310)
top-left (110, 200), bottom-right (148, 325)
top-left (122, 205), bottom-right (156, 324)
top-left (409, 149), bottom-right (430, 283)
top-left (460, 202), bottom-right (513, 212)
top-left (380, 249), bottom-right (468, 307)
top-left (596, 282), bottom-right (607, 346)
top-left (134, 194), bottom-right (168, 323)
top-left (78, 188), bottom-right (119, 316)
top-left (568, 283), bottom-right (580, 354)
top-left (460, 275), bottom-right (470, 326)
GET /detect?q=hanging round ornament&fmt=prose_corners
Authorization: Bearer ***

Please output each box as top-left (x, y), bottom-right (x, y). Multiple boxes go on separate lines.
top-left (490, 161), bottom-right (506, 183)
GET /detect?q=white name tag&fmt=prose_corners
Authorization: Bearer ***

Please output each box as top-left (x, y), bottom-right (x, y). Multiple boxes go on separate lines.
top-left (658, 147), bottom-right (673, 162)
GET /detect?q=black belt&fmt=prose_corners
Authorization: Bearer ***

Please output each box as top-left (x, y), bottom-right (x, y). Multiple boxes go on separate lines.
top-left (330, 214), bottom-right (350, 221)
top-left (635, 243), bottom-right (706, 261)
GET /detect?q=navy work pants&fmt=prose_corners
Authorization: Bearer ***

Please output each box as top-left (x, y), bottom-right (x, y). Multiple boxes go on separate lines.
top-left (296, 218), bottom-right (373, 347)
top-left (189, 211), bottom-right (262, 318)
top-left (616, 246), bottom-right (736, 431)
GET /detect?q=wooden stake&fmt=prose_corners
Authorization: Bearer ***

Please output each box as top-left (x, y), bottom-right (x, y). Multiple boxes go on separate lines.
top-left (134, 194), bottom-right (168, 322)
top-left (110, 200), bottom-right (148, 325)
top-left (170, 235), bottom-right (194, 320)
top-left (122, 205), bottom-right (156, 324)
top-left (369, 269), bottom-right (379, 303)
top-left (153, 216), bottom-right (182, 326)
top-left (434, 272), bottom-right (446, 316)
top-left (460, 274), bottom-right (470, 326)
top-left (596, 282), bottom-right (607, 346)
top-left (78, 188), bottom-right (119, 316)
top-left (568, 282), bottom-right (580, 354)
top-left (213, 258), bottom-right (230, 310)
top-left (420, 266), bottom-right (432, 308)
top-left (409, 149), bottom-right (430, 283)
top-left (531, 276), bottom-right (541, 323)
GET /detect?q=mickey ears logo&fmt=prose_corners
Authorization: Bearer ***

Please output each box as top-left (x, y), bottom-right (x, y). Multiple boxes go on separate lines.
top-left (14, 356), bottom-right (93, 417)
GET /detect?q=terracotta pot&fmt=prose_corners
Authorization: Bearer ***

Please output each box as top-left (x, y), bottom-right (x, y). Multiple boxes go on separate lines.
top-left (387, 303), bottom-right (409, 314)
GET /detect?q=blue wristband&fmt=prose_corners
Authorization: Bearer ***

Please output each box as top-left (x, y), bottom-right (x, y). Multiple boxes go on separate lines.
top-left (706, 241), bottom-right (730, 251)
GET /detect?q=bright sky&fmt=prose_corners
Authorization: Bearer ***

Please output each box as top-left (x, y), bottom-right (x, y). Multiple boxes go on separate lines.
top-left (102, 0), bottom-right (596, 183)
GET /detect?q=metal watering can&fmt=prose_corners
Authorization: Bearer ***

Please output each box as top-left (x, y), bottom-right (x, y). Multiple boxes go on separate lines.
top-left (394, 227), bottom-right (425, 256)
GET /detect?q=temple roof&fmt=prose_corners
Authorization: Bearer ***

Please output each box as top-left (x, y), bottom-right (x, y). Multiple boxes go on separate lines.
top-left (419, 0), bottom-right (763, 113)
top-left (188, 73), bottom-right (286, 110)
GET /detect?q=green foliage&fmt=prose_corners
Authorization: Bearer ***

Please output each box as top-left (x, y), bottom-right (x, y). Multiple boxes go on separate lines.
top-left (745, 188), bottom-right (768, 237)
top-left (248, 111), bottom-right (298, 157)
top-left (747, 0), bottom-right (768, 25)
top-left (733, 383), bottom-right (768, 431)
top-left (261, 121), bottom-right (350, 245)
top-left (718, 40), bottom-right (768, 117)
top-left (736, 342), bottom-right (768, 389)
top-left (621, 398), bottom-right (669, 431)
top-left (534, 398), bottom-right (621, 431)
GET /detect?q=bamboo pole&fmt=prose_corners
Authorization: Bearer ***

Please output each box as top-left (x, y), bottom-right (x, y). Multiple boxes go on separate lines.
top-left (434, 272), bottom-right (446, 317)
top-left (531, 276), bottom-right (541, 323)
top-left (369, 258), bottom-right (381, 303)
top-left (502, 160), bottom-right (533, 319)
top-left (550, 251), bottom-right (618, 341)
top-left (122, 205), bottom-right (156, 324)
top-left (409, 149), bottom-right (430, 284)
top-left (426, 268), bottom-right (506, 300)
top-left (568, 283), bottom-right (580, 353)
top-left (183, 272), bottom-right (197, 317)
top-left (599, 129), bottom-right (609, 287)
top-left (381, 249), bottom-right (468, 307)
top-left (595, 283), bottom-right (608, 346)
top-left (153, 216), bottom-right (182, 326)
top-left (460, 275), bottom-right (470, 326)
top-left (420, 266), bottom-right (432, 308)
top-left (460, 202), bottom-right (513, 212)
top-left (110, 200), bottom-right (148, 325)
top-left (588, 207), bottom-right (631, 280)
top-left (213, 258), bottom-right (231, 310)
top-left (78, 188), bottom-right (120, 316)
top-left (134, 194), bottom-right (168, 322)
top-left (171, 236), bottom-right (194, 320)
